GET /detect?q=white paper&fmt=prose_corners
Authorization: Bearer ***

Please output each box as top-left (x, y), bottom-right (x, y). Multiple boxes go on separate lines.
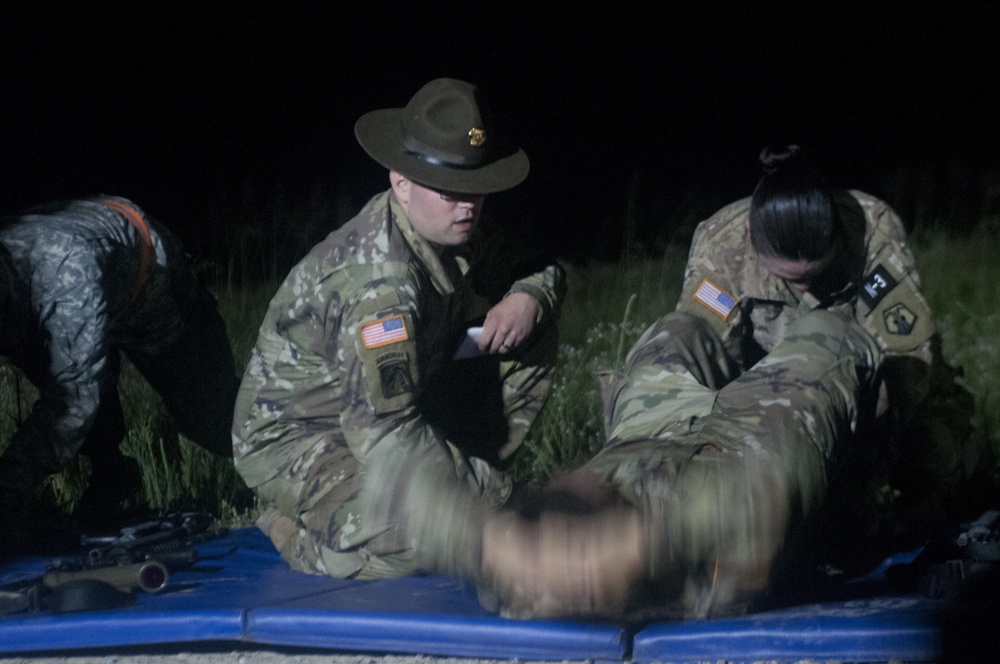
top-left (453, 326), bottom-right (486, 359)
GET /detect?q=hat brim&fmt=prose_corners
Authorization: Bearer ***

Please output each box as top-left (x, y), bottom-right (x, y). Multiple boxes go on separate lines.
top-left (355, 109), bottom-right (529, 195)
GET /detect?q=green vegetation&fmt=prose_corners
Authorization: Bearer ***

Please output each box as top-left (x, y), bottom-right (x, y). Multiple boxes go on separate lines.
top-left (508, 246), bottom-right (687, 482)
top-left (912, 222), bottom-right (1000, 466)
top-left (1, 220), bottom-right (998, 524)
top-left (517, 220), bottom-right (1000, 487)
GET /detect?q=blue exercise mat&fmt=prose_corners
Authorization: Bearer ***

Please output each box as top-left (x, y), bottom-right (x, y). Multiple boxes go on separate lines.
top-left (631, 596), bottom-right (942, 663)
top-left (0, 527), bottom-right (626, 660)
top-left (1, 526), bottom-right (990, 661)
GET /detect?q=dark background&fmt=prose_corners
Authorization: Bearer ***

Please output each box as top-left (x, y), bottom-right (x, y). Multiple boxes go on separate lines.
top-left (2, 1), bottom-right (998, 263)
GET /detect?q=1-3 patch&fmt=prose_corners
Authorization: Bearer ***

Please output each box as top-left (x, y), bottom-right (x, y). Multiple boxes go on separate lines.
top-left (859, 264), bottom-right (898, 309)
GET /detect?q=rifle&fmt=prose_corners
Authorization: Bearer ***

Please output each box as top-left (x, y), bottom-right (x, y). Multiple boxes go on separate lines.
top-left (884, 508), bottom-right (1000, 600)
top-left (1, 512), bottom-right (228, 615)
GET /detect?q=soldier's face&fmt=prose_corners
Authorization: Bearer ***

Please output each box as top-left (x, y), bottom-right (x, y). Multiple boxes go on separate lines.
top-left (391, 173), bottom-right (485, 250)
top-left (758, 253), bottom-right (835, 292)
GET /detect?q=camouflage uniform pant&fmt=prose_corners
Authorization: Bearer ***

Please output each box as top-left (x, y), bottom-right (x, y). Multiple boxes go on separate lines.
top-left (587, 309), bottom-right (882, 616)
top-left (252, 322), bottom-right (558, 580)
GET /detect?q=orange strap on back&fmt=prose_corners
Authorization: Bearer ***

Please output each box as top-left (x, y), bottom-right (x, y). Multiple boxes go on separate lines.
top-left (99, 198), bottom-right (153, 305)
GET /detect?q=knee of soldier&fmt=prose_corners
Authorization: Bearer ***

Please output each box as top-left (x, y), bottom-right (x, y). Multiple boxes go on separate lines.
top-left (785, 310), bottom-right (880, 366)
top-left (786, 309), bottom-right (855, 338)
top-left (649, 449), bottom-right (789, 576)
top-left (659, 311), bottom-right (718, 342)
top-left (630, 311), bottom-right (720, 360)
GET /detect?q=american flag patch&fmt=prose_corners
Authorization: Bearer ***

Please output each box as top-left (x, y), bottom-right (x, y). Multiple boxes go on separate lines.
top-left (361, 315), bottom-right (409, 349)
top-left (693, 279), bottom-right (738, 319)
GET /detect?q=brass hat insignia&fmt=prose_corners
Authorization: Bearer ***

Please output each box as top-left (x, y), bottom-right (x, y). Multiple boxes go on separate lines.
top-left (468, 127), bottom-right (486, 147)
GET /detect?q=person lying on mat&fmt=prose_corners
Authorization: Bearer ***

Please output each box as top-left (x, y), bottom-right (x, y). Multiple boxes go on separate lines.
top-left (365, 146), bottom-right (988, 620)
top-left (231, 78), bottom-right (564, 580)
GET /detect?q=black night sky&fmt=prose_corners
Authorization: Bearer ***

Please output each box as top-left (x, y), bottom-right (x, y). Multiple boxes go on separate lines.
top-left (2, 1), bottom-right (998, 261)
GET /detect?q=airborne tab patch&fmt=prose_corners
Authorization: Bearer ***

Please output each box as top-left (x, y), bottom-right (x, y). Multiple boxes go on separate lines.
top-left (376, 351), bottom-right (414, 398)
top-left (693, 279), bottom-right (738, 320)
top-left (361, 315), bottom-right (409, 349)
top-left (859, 264), bottom-right (899, 309)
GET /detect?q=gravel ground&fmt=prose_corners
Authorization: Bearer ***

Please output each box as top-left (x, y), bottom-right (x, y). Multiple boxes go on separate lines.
top-left (0, 648), bottom-right (593, 664)
top-left (0, 651), bottom-right (870, 664)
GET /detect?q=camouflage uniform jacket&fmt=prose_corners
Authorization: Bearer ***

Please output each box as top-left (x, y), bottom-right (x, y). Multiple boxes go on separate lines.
top-left (676, 189), bottom-right (937, 421)
top-left (0, 196), bottom-right (197, 481)
top-left (233, 190), bottom-right (564, 501)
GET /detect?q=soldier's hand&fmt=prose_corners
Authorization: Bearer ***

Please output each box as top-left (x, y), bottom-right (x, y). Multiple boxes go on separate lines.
top-left (479, 293), bottom-right (540, 354)
top-left (541, 467), bottom-right (623, 511)
top-left (481, 506), bottom-right (645, 619)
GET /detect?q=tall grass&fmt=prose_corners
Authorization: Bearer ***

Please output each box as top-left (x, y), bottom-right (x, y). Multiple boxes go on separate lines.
top-left (911, 220), bottom-right (1000, 464)
top-left (509, 247), bottom-right (687, 482)
top-left (516, 220), bottom-right (1000, 487)
top-left (1, 213), bottom-right (997, 524)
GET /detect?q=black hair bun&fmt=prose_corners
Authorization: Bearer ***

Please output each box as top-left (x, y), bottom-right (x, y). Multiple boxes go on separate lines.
top-left (759, 144), bottom-right (802, 175)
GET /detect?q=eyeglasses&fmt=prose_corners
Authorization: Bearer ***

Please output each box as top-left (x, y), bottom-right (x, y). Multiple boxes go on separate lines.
top-left (433, 188), bottom-right (485, 204)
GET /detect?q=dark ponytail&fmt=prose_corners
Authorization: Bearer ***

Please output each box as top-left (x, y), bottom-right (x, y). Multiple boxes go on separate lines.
top-left (749, 145), bottom-right (838, 261)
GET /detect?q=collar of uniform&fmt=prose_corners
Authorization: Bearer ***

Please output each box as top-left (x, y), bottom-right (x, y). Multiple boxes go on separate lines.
top-left (386, 191), bottom-right (456, 295)
top-left (823, 279), bottom-right (858, 307)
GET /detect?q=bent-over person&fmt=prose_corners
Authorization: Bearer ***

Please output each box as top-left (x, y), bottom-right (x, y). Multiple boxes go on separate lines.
top-left (0, 196), bottom-right (239, 542)
top-left (476, 146), bottom-right (983, 620)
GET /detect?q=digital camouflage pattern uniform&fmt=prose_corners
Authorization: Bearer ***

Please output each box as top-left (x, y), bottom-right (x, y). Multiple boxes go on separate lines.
top-left (0, 196), bottom-right (238, 496)
top-left (583, 190), bottom-right (972, 617)
top-left (232, 189), bottom-right (563, 580)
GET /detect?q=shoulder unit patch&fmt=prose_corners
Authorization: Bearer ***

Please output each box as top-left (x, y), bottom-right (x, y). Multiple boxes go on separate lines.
top-left (376, 351), bottom-right (414, 398)
top-left (883, 302), bottom-right (918, 335)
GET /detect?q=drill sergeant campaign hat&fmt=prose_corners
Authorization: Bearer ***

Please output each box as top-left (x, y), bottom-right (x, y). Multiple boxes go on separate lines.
top-left (354, 78), bottom-right (529, 195)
